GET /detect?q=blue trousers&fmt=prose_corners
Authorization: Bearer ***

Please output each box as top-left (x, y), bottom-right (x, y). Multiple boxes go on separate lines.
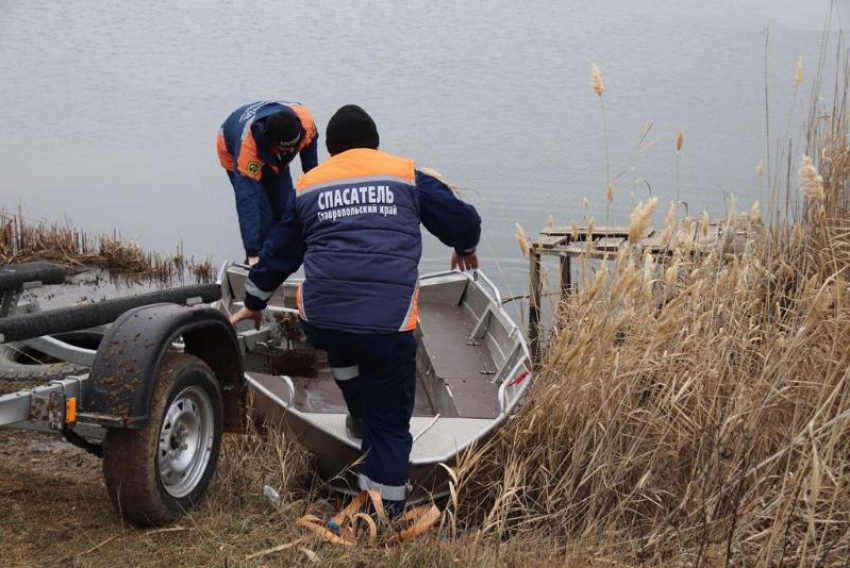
top-left (227, 169), bottom-right (293, 256)
top-left (300, 322), bottom-right (416, 501)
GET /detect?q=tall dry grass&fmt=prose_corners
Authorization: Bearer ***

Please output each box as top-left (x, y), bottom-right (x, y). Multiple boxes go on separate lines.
top-left (451, 42), bottom-right (850, 568)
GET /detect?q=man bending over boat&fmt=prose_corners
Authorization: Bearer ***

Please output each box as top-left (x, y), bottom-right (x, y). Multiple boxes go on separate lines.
top-left (230, 104), bottom-right (481, 516)
top-left (217, 101), bottom-right (318, 266)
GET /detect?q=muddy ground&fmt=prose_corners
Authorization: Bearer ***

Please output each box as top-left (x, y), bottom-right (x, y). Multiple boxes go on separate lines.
top-left (0, 429), bottom-right (319, 568)
top-left (0, 430), bottom-right (119, 566)
top-left (0, 430), bottom-right (578, 568)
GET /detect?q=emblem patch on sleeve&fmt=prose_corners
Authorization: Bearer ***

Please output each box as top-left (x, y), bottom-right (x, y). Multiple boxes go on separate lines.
top-left (247, 161), bottom-right (261, 176)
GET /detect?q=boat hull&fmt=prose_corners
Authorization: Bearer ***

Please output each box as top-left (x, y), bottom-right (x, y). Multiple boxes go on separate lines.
top-left (221, 267), bottom-right (533, 502)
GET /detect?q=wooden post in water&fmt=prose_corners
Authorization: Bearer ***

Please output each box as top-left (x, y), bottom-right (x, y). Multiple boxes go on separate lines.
top-left (528, 245), bottom-right (542, 365)
top-left (559, 253), bottom-right (572, 300)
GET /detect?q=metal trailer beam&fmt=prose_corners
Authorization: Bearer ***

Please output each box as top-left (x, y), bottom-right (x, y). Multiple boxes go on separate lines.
top-left (0, 390), bottom-right (30, 427)
top-left (0, 375), bottom-right (88, 428)
top-left (20, 335), bottom-right (97, 366)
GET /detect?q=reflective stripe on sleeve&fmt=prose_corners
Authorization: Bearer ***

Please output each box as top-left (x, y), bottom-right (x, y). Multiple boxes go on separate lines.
top-left (331, 365), bottom-right (359, 381)
top-left (240, 118), bottom-right (254, 141)
top-left (298, 175), bottom-right (414, 197)
top-left (245, 278), bottom-right (273, 301)
top-left (358, 473), bottom-right (407, 501)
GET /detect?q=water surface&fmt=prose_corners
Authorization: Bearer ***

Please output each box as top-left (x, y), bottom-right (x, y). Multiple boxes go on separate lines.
top-left (0, 0), bottom-right (841, 295)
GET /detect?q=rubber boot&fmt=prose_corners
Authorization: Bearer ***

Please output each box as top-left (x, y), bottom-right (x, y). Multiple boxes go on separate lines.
top-left (383, 498), bottom-right (406, 521)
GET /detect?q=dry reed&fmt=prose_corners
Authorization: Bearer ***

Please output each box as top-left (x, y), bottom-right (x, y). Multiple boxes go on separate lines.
top-left (592, 64), bottom-right (614, 223)
top-left (676, 128), bottom-right (686, 201)
top-left (515, 223), bottom-right (530, 258)
top-left (450, 40), bottom-right (850, 568)
top-left (628, 196), bottom-right (658, 243)
top-left (591, 64), bottom-right (605, 98)
top-left (444, 32), bottom-right (850, 566)
top-left (799, 155), bottom-right (826, 202)
top-left (457, 208), bottom-right (850, 564)
top-left (0, 209), bottom-right (215, 284)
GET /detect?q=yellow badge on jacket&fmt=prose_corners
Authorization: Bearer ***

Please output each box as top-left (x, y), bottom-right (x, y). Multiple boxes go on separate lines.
top-left (247, 161), bottom-right (261, 176)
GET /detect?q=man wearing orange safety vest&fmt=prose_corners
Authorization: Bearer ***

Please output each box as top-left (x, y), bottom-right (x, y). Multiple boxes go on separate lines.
top-left (230, 105), bottom-right (481, 516)
top-left (217, 101), bottom-right (318, 265)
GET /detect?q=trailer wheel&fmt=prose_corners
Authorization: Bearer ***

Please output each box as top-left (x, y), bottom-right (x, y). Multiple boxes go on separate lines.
top-left (103, 353), bottom-right (223, 526)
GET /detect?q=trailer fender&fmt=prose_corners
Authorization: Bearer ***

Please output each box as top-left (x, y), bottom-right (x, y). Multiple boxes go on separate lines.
top-left (83, 303), bottom-right (246, 432)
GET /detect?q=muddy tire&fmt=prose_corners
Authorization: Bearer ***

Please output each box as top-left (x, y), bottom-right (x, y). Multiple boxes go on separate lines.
top-left (102, 353), bottom-right (223, 526)
top-left (0, 332), bottom-right (100, 394)
top-left (0, 343), bottom-right (85, 394)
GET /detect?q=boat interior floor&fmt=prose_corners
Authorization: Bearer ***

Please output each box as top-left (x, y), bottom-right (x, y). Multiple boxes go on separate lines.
top-left (252, 300), bottom-right (501, 420)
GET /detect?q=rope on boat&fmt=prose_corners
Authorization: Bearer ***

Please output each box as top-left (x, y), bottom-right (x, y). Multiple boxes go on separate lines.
top-left (412, 414), bottom-right (441, 443)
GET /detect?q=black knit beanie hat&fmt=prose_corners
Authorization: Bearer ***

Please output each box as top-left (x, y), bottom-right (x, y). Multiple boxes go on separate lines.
top-left (326, 105), bottom-right (379, 155)
top-left (265, 111), bottom-right (301, 148)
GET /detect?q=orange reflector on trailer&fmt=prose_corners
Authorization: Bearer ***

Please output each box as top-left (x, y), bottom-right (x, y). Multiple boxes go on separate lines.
top-left (66, 397), bottom-right (77, 424)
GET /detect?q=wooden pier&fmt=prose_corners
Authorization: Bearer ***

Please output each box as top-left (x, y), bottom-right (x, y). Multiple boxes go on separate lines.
top-left (526, 220), bottom-right (744, 363)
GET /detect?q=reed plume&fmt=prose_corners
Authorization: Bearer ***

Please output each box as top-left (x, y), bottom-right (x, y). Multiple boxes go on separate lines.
top-left (660, 200), bottom-right (677, 246)
top-left (700, 210), bottom-right (710, 238)
top-left (628, 197), bottom-right (658, 243)
top-left (591, 64), bottom-right (604, 98)
top-left (675, 128), bottom-right (686, 201)
top-left (591, 63), bottom-right (613, 224)
top-left (798, 155), bottom-right (825, 202)
top-left (515, 223), bottom-right (530, 257)
top-left (749, 200), bottom-right (761, 225)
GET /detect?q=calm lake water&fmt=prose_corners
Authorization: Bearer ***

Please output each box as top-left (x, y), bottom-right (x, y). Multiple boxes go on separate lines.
top-left (0, 0), bottom-right (842, 295)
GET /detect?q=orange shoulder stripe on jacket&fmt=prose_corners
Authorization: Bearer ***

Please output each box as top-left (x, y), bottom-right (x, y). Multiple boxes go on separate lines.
top-left (291, 104), bottom-right (317, 150)
top-left (217, 131), bottom-right (235, 170)
top-left (236, 129), bottom-right (263, 181)
top-left (297, 149), bottom-right (415, 192)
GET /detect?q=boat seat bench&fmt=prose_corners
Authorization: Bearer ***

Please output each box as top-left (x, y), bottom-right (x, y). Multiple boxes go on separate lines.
top-left (416, 302), bottom-right (500, 419)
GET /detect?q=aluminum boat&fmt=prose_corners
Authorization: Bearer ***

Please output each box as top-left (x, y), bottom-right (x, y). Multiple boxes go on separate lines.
top-left (218, 264), bottom-right (532, 501)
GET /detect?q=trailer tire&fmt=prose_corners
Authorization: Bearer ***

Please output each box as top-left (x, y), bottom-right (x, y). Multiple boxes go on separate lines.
top-left (0, 340), bottom-right (89, 394)
top-left (103, 353), bottom-right (223, 526)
